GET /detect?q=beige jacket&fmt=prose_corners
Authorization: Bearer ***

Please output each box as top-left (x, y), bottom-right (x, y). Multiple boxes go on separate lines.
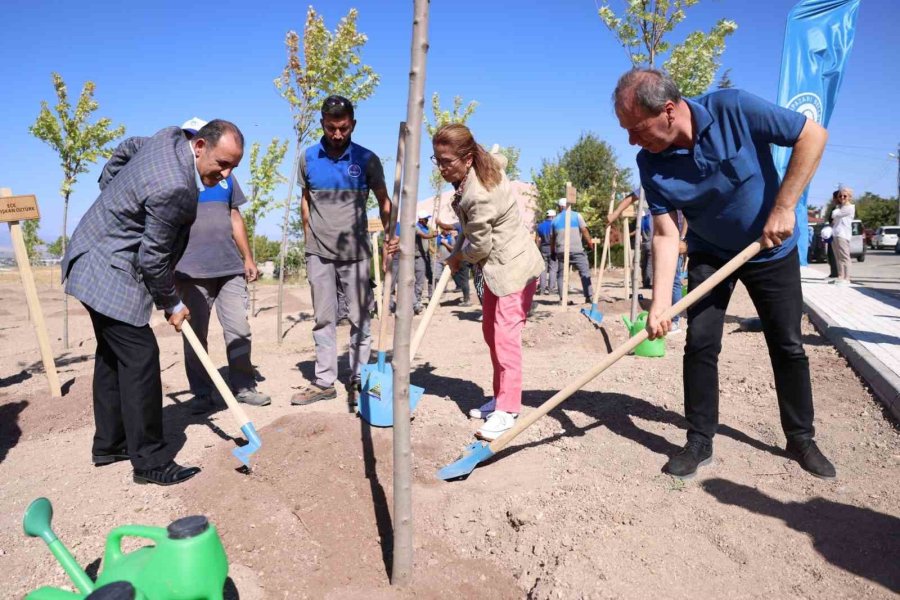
top-left (452, 154), bottom-right (544, 297)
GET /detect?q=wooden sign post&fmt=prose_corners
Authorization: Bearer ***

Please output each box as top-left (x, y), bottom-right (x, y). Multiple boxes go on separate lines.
top-left (560, 182), bottom-right (576, 307)
top-left (1, 188), bottom-right (61, 397)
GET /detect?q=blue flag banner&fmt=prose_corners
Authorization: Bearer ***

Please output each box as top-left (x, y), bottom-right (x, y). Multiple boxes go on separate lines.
top-left (772, 0), bottom-right (860, 266)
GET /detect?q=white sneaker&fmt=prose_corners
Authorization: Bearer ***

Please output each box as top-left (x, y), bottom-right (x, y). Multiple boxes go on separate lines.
top-left (475, 410), bottom-right (517, 441)
top-left (835, 278), bottom-right (851, 286)
top-left (669, 322), bottom-right (683, 335)
top-left (468, 398), bottom-right (496, 419)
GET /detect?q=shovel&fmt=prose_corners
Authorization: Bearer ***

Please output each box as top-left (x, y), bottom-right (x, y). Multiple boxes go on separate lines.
top-left (410, 265), bottom-right (453, 360)
top-left (181, 321), bottom-right (261, 469)
top-left (358, 122), bottom-right (424, 427)
top-left (581, 186), bottom-right (617, 325)
top-left (437, 240), bottom-right (762, 480)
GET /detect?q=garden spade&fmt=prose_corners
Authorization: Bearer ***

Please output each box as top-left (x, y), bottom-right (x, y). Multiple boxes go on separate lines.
top-left (181, 321), bottom-right (261, 469)
top-left (358, 122), bottom-right (424, 427)
top-left (438, 240), bottom-right (762, 480)
top-left (581, 181), bottom-right (617, 325)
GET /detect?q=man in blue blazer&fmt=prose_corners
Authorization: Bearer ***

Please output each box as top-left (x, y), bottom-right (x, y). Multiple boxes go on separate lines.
top-left (62, 120), bottom-right (244, 485)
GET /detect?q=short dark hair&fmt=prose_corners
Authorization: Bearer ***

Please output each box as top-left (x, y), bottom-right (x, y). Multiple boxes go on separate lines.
top-left (613, 68), bottom-right (682, 115)
top-left (321, 95), bottom-right (354, 120)
top-left (194, 119), bottom-right (244, 149)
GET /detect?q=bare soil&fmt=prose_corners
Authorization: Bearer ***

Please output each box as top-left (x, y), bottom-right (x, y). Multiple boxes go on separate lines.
top-left (0, 270), bottom-right (897, 599)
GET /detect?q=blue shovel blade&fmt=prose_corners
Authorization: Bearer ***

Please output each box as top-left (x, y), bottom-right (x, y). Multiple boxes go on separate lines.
top-left (232, 422), bottom-right (261, 468)
top-left (436, 440), bottom-right (496, 480)
top-left (358, 367), bottom-right (424, 427)
top-left (580, 303), bottom-right (604, 325)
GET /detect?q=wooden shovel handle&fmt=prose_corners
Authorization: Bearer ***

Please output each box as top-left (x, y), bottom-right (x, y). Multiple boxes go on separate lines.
top-left (591, 185), bottom-right (618, 304)
top-left (489, 240), bottom-right (763, 454)
top-left (181, 320), bottom-right (249, 429)
top-left (410, 266), bottom-right (453, 359)
top-left (376, 121), bottom-right (407, 354)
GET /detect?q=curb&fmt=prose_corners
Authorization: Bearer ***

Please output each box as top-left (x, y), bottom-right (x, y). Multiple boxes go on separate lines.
top-left (803, 294), bottom-right (900, 422)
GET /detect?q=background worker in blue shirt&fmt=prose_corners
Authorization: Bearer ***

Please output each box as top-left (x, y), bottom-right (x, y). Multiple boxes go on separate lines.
top-left (550, 198), bottom-right (594, 304)
top-left (534, 209), bottom-right (557, 295)
top-left (614, 68), bottom-right (834, 480)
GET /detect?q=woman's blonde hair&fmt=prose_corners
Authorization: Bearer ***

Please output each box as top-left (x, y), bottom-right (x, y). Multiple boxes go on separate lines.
top-left (432, 123), bottom-right (502, 190)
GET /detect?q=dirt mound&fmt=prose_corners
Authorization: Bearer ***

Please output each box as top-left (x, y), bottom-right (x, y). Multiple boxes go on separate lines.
top-left (0, 375), bottom-right (94, 446)
top-left (177, 412), bottom-right (520, 599)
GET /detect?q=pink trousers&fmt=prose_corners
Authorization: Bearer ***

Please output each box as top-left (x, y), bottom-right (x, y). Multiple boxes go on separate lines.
top-left (481, 278), bottom-right (537, 414)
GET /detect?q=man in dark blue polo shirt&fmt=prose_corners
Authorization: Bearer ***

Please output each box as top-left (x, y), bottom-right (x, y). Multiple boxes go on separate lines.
top-left (291, 96), bottom-right (394, 406)
top-left (614, 68), bottom-right (834, 480)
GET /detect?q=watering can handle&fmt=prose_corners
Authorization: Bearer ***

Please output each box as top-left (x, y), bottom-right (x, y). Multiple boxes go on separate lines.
top-left (104, 525), bottom-right (167, 567)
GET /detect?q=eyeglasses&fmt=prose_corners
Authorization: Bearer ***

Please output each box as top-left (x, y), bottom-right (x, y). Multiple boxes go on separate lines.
top-left (430, 155), bottom-right (462, 168)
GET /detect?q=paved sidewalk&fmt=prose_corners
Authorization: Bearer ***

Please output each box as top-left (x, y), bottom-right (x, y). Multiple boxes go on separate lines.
top-left (801, 266), bottom-right (900, 420)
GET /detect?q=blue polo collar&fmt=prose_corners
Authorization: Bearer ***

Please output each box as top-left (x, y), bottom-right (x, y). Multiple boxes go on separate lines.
top-left (317, 137), bottom-right (353, 162)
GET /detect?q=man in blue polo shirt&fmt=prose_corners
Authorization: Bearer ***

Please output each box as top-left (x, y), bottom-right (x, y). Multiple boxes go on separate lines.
top-left (534, 209), bottom-right (557, 295)
top-left (291, 96), bottom-right (394, 406)
top-left (614, 68), bottom-right (834, 480)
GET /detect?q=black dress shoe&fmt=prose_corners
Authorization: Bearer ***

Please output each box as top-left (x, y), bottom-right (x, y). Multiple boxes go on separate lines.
top-left (133, 461), bottom-right (201, 486)
top-left (92, 451), bottom-right (130, 467)
top-left (786, 439), bottom-right (836, 479)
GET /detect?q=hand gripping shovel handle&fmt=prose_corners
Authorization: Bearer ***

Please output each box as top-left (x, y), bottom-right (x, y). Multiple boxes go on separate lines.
top-left (488, 240), bottom-right (763, 455)
top-left (410, 265), bottom-right (453, 359)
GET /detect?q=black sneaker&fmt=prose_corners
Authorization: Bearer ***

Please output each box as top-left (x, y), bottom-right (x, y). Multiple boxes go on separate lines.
top-left (92, 449), bottom-right (129, 467)
top-left (133, 461), bottom-right (200, 486)
top-left (189, 393), bottom-right (215, 415)
top-left (663, 439), bottom-right (713, 479)
top-left (786, 439), bottom-right (836, 479)
top-left (291, 384), bottom-right (337, 406)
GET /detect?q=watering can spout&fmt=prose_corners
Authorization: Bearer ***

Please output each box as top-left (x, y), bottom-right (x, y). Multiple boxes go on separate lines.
top-left (622, 316), bottom-right (633, 330)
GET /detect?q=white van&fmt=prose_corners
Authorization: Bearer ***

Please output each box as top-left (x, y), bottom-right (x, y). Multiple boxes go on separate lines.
top-left (874, 226), bottom-right (900, 249)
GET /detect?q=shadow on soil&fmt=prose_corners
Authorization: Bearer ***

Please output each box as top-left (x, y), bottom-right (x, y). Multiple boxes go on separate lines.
top-left (0, 399), bottom-right (27, 464)
top-left (702, 478), bottom-right (900, 593)
top-left (412, 364), bottom-right (785, 464)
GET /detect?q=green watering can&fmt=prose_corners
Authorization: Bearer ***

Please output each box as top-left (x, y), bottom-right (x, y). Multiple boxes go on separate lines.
top-left (622, 311), bottom-right (667, 358)
top-left (23, 497), bottom-right (229, 599)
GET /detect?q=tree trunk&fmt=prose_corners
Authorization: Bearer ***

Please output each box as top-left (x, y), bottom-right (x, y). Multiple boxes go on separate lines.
top-left (392, 0), bottom-right (429, 587)
top-left (277, 146), bottom-right (302, 344)
top-left (62, 193), bottom-right (69, 349)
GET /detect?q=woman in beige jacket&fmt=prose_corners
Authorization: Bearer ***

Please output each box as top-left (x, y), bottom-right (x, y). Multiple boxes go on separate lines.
top-left (433, 124), bottom-right (544, 441)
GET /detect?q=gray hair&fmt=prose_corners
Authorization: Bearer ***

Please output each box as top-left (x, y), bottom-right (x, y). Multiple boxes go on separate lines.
top-left (613, 68), bottom-right (682, 115)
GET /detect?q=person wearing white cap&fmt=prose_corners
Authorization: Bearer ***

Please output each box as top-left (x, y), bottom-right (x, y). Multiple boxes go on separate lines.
top-left (174, 118), bottom-right (271, 412)
top-left (534, 209), bottom-right (558, 295)
top-left (550, 197), bottom-right (595, 303)
top-left (390, 210), bottom-right (437, 314)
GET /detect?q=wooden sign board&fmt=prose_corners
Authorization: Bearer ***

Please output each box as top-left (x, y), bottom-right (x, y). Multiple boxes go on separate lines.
top-left (565, 182), bottom-right (576, 204)
top-left (367, 217), bottom-right (383, 233)
top-left (621, 203), bottom-right (636, 219)
top-left (0, 194), bottom-right (40, 223)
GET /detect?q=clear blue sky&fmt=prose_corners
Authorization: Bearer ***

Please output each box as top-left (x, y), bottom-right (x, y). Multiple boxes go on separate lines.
top-left (1, 0), bottom-right (897, 251)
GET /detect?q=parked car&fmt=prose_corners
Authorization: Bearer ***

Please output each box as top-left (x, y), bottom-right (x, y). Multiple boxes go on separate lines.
top-left (873, 226), bottom-right (900, 249)
top-left (808, 220), bottom-right (866, 263)
top-left (865, 227), bottom-right (876, 248)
